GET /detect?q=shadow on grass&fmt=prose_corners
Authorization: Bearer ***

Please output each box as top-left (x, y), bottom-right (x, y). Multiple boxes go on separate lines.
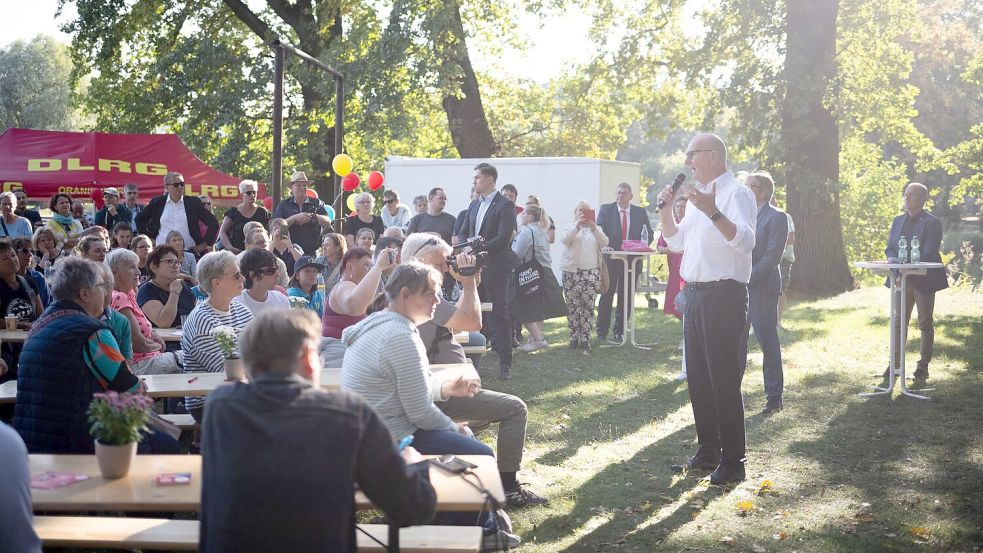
top-left (786, 368), bottom-right (983, 550)
top-left (533, 380), bottom-right (691, 467)
top-left (525, 425), bottom-right (738, 552)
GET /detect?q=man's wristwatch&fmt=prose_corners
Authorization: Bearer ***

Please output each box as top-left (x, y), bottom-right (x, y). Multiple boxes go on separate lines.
top-left (709, 210), bottom-right (722, 222)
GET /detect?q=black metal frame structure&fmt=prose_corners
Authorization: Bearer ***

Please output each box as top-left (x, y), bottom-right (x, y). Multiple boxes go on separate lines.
top-left (270, 39), bottom-right (344, 212)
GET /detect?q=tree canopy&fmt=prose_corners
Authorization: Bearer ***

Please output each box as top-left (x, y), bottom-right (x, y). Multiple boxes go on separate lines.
top-left (49, 0), bottom-right (983, 294)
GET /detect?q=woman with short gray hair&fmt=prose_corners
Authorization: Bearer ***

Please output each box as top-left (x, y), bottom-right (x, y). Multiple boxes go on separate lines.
top-left (344, 192), bottom-right (385, 249)
top-left (182, 251), bottom-right (254, 422)
top-left (106, 248), bottom-right (183, 375)
top-left (0, 192), bottom-right (33, 238)
top-left (219, 180), bottom-right (270, 254)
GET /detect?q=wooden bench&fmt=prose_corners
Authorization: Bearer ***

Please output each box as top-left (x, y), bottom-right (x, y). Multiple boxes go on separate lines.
top-left (34, 516), bottom-right (482, 552)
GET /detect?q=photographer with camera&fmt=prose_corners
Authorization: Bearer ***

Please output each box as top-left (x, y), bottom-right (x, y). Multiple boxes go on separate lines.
top-left (401, 233), bottom-right (548, 508)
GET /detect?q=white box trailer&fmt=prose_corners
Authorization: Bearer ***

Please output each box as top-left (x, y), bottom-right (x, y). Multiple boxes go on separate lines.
top-left (383, 156), bottom-right (643, 277)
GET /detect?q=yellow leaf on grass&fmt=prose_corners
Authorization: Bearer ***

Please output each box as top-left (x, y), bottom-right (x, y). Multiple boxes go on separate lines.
top-left (758, 479), bottom-right (774, 493)
top-left (909, 526), bottom-right (931, 539)
top-left (736, 500), bottom-right (754, 514)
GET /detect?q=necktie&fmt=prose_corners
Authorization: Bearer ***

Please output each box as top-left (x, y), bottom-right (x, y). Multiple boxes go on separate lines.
top-left (621, 209), bottom-right (628, 242)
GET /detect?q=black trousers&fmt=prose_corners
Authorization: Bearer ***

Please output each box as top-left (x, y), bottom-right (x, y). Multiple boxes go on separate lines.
top-left (478, 268), bottom-right (513, 370)
top-left (683, 280), bottom-right (749, 467)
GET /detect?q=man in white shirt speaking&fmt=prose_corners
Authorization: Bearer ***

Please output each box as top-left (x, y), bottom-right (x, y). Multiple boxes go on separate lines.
top-left (658, 133), bottom-right (757, 486)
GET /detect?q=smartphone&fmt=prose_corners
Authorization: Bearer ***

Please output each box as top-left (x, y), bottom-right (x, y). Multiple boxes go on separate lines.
top-left (278, 220), bottom-right (290, 238)
top-left (583, 209), bottom-right (596, 224)
top-left (430, 454), bottom-right (478, 474)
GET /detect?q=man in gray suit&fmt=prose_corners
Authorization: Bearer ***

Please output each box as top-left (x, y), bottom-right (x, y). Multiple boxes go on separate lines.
top-left (745, 171), bottom-right (788, 415)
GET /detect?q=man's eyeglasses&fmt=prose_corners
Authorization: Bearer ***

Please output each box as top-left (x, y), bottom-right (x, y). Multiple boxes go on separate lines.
top-left (258, 267), bottom-right (279, 276)
top-left (161, 258), bottom-right (182, 266)
top-left (685, 149), bottom-right (713, 160)
top-left (383, 199), bottom-right (397, 205)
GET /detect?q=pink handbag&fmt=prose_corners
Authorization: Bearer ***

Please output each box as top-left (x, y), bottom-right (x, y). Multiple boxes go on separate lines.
top-left (621, 240), bottom-right (653, 253)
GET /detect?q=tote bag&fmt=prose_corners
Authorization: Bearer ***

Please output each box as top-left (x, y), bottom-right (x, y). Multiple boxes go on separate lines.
top-left (510, 228), bottom-right (569, 324)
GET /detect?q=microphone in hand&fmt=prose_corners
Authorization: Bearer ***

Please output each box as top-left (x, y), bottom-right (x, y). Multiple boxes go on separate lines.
top-left (657, 173), bottom-right (687, 210)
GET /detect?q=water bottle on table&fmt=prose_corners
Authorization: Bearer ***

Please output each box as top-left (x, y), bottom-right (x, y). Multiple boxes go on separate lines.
top-left (910, 236), bottom-right (920, 264)
top-left (897, 236), bottom-right (908, 264)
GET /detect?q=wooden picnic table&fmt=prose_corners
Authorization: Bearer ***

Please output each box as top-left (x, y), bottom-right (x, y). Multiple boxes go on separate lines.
top-left (0, 363), bottom-right (478, 404)
top-left (0, 327), bottom-right (184, 343)
top-left (29, 454), bottom-right (503, 512)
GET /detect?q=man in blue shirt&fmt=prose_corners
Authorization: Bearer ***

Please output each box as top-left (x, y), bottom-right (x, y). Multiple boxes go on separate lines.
top-left (272, 171), bottom-right (334, 256)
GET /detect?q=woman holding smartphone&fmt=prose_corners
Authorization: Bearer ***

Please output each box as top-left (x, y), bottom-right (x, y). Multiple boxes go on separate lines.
top-left (560, 200), bottom-right (609, 353)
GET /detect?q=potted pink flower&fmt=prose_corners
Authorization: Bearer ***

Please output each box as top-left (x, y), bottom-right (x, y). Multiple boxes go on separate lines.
top-left (87, 391), bottom-right (154, 478)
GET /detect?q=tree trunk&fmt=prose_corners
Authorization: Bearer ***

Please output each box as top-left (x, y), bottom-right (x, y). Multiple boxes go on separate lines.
top-left (782, 0), bottom-right (854, 295)
top-left (438, 0), bottom-right (497, 158)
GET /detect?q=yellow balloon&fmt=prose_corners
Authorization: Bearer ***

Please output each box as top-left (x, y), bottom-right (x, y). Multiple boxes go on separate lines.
top-left (346, 193), bottom-right (357, 212)
top-left (332, 154), bottom-right (354, 177)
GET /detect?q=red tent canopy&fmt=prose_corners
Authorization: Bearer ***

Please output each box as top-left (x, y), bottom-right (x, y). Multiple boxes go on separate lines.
top-left (0, 128), bottom-right (263, 202)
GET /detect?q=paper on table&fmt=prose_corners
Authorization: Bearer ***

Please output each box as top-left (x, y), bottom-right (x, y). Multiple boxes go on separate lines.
top-left (31, 471), bottom-right (89, 490)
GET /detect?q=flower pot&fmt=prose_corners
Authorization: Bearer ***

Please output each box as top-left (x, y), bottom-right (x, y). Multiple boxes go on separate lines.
top-left (224, 357), bottom-right (244, 381)
top-left (94, 440), bottom-right (137, 479)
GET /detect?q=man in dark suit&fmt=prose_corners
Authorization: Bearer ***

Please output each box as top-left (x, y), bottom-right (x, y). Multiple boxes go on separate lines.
top-left (135, 172), bottom-right (219, 256)
top-left (456, 163), bottom-right (517, 379)
top-left (596, 182), bottom-right (654, 342)
top-left (884, 182), bottom-right (947, 381)
top-left (745, 172), bottom-right (788, 415)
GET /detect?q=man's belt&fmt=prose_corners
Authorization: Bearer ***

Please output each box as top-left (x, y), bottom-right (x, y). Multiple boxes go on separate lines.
top-left (685, 279), bottom-right (741, 291)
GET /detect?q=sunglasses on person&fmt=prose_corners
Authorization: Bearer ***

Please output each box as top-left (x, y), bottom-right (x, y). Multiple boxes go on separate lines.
top-left (257, 267), bottom-right (278, 276)
top-left (15, 248), bottom-right (32, 254)
top-left (169, 182), bottom-right (185, 188)
top-left (243, 190), bottom-right (257, 196)
top-left (383, 199), bottom-right (397, 205)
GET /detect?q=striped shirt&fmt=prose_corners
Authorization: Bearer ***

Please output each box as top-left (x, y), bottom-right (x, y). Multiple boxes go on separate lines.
top-left (181, 301), bottom-right (254, 411)
top-left (341, 310), bottom-right (454, 441)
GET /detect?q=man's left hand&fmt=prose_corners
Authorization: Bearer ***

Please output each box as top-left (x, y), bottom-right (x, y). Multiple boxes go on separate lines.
top-left (686, 181), bottom-right (719, 217)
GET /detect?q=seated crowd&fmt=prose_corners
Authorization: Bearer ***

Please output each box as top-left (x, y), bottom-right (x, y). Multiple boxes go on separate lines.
top-left (2, 170), bottom-right (609, 551)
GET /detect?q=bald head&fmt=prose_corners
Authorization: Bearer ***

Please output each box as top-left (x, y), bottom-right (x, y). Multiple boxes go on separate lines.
top-left (686, 133), bottom-right (729, 185)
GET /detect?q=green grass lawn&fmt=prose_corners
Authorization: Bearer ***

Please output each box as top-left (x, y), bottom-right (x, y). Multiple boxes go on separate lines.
top-left (482, 285), bottom-right (983, 552)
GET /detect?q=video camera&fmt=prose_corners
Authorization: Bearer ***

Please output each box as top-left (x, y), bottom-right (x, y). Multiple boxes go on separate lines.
top-left (449, 237), bottom-right (489, 277)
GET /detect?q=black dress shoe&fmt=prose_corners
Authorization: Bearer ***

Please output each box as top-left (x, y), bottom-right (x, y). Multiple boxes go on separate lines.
top-left (912, 368), bottom-right (929, 380)
top-left (500, 366), bottom-right (512, 380)
top-left (512, 337), bottom-right (521, 349)
top-left (709, 464), bottom-right (746, 485)
top-left (613, 333), bottom-right (624, 342)
top-left (762, 400), bottom-right (783, 416)
top-left (671, 455), bottom-right (719, 472)
top-left (597, 333), bottom-right (607, 342)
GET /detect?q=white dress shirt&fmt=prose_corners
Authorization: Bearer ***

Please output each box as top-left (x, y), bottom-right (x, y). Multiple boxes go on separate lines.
top-left (157, 195), bottom-right (195, 247)
top-left (664, 171), bottom-right (756, 284)
top-left (473, 191), bottom-right (496, 238)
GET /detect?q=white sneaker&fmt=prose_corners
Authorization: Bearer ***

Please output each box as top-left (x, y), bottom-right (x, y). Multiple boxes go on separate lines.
top-left (518, 341), bottom-right (537, 352)
top-left (519, 340), bottom-right (548, 352)
top-left (674, 371), bottom-right (687, 381)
